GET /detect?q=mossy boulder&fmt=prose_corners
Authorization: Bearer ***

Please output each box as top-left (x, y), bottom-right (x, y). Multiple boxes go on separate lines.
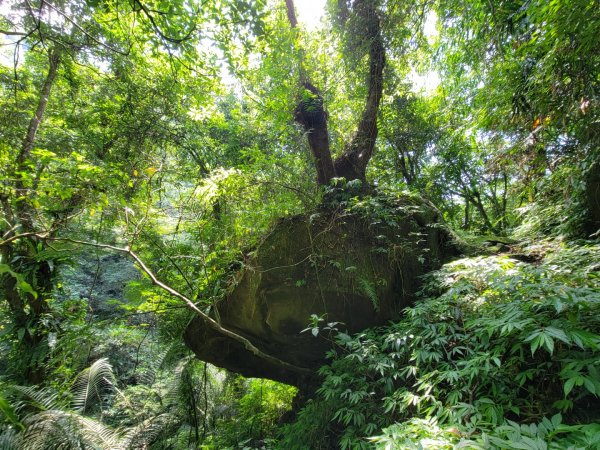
top-left (184, 194), bottom-right (463, 387)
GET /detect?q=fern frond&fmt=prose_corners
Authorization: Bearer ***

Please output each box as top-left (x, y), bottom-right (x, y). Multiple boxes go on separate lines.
top-left (71, 358), bottom-right (116, 413)
top-left (6, 385), bottom-right (62, 412)
top-left (20, 409), bottom-right (121, 450)
top-left (0, 426), bottom-right (19, 450)
top-left (118, 413), bottom-right (177, 449)
top-left (135, 347), bottom-right (170, 386)
top-left (358, 277), bottom-right (380, 312)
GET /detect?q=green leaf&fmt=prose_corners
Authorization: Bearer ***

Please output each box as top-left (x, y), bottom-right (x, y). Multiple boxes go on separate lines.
top-left (545, 326), bottom-right (570, 344)
top-left (0, 393), bottom-right (25, 431)
top-left (550, 413), bottom-right (562, 428)
top-left (17, 328), bottom-right (25, 342)
top-left (18, 280), bottom-right (38, 299)
top-left (582, 377), bottom-right (597, 395)
top-left (542, 334), bottom-right (554, 355)
top-left (564, 378), bottom-right (576, 396)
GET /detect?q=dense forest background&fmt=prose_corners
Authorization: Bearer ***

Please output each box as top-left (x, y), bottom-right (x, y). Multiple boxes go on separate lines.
top-left (0, 0), bottom-right (599, 448)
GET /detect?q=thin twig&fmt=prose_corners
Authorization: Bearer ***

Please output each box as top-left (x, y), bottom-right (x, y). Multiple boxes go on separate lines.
top-left (43, 0), bottom-right (130, 56)
top-left (133, 0), bottom-right (196, 44)
top-left (0, 30), bottom-right (29, 36)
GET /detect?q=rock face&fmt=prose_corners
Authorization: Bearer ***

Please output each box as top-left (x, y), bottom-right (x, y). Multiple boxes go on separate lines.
top-left (184, 194), bottom-right (462, 387)
top-left (59, 252), bottom-right (140, 319)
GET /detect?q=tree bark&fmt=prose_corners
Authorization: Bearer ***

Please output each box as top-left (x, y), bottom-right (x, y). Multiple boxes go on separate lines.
top-left (293, 83), bottom-right (336, 185)
top-left (0, 47), bottom-right (61, 383)
top-left (285, 0), bottom-right (385, 185)
top-left (333, 0), bottom-right (385, 182)
top-left (585, 158), bottom-right (600, 235)
top-left (285, 1), bottom-right (335, 185)
top-left (18, 48), bottom-right (61, 166)
top-left (15, 47), bottom-right (61, 231)
top-left (285, 0), bottom-right (298, 28)
top-left (397, 147), bottom-right (414, 186)
top-left (462, 198), bottom-right (470, 230)
top-left (468, 189), bottom-right (498, 234)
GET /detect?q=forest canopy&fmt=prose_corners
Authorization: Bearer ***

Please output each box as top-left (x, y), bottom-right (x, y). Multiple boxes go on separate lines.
top-left (0, 0), bottom-right (599, 448)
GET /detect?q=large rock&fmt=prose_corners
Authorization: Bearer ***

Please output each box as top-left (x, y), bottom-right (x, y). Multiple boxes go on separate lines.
top-left (184, 194), bottom-right (462, 387)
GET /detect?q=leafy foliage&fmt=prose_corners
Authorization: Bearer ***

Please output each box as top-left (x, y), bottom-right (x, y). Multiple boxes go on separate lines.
top-left (1, 0), bottom-right (599, 448)
top-left (281, 240), bottom-right (600, 448)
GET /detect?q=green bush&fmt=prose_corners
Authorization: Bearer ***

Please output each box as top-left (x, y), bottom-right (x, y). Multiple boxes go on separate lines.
top-left (212, 377), bottom-right (297, 449)
top-left (280, 240), bottom-right (600, 449)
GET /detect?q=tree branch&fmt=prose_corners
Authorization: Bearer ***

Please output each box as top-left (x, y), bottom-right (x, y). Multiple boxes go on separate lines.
top-left (0, 30), bottom-right (28, 36)
top-left (42, 237), bottom-right (312, 376)
top-left (133, 0), bottom-right (197, 44)
top-left (43, 0), bottom-right (130, 56)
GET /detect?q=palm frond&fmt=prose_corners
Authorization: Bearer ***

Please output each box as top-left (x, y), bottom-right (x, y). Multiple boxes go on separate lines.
top-left (162, 360), bottom-right (188, 408)
top-left (5, 385), bottom-right (62, 413)
top-left (134, 347), bottom-right (169, 386)
top-left (0, 426), bottom-right (19, 450)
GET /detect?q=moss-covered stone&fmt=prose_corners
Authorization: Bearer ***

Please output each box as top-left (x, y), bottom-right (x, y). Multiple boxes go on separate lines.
top-left (184, 194), bottom-right (463, 387)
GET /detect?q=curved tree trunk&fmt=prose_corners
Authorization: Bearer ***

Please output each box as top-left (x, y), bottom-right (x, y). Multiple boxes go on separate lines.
top-left (14, 46), bottom-right (61, 231)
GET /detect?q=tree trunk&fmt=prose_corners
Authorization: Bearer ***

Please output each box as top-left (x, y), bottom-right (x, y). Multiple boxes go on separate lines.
top-left (285, 0), bottom-right (385, 185)
top-left (15, 47), bottom-right (61, 231)
top-left (462, 198), bottom-right (470, 230)
top-left (469, 190), bottom-right (498, 234)
top-left (285, 1), bottom-right (335, 185)
top-left (397, 148), bottom-right (413, 186)
top-left (293, 83), bottom-right (336, 184)
top-left (585, 158), bottom-right (600, 235)
top-left (0, 46), bottom-right (61, 383)
top-left (333, 0), bottom-right (385, 182)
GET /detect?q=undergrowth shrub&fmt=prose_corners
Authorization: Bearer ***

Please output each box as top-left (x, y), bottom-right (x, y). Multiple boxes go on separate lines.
top-left (211, 377), bottom-right (296, 449)
top-left (279, 240), bottom-right (600, 449)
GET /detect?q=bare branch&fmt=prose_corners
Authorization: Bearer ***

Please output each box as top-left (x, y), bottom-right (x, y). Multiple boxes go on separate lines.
top-left (0, 231), bottom-right (50, 247)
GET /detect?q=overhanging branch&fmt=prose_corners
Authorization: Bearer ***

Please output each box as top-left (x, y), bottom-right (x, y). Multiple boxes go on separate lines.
top-left (43, 236), bottom-right (312, 376)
